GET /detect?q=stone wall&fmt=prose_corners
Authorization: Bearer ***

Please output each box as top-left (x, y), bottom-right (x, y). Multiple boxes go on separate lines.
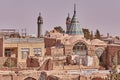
top-left (17, 62), bottom-right (27, 69)
top-left (53, 65), bottom-right (99, 70)
top-left (64, 45), bottom-right (73, 55)
top-left (39, 59), bottom-right (53, 70)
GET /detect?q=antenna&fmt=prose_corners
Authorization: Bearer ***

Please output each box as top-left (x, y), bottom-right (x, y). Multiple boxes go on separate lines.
top-left (21, 28), bottom-right (27, 38)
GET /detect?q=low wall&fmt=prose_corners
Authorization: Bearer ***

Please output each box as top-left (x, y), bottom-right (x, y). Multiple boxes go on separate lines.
top-left (0, 57), bottom-right (8, 68)
top-left (53, 65), bottom-right (99, 70)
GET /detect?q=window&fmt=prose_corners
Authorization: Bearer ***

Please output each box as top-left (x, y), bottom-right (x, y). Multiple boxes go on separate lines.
top-left (21, 48), bottom-right (29, 59)
top-left (95, 48), bottom-right (105, 66)
top-left (73, 42), bottom-right (88, 56)
top-left (95, 48), bottom-right (104, 58)
top-left (33, 48), bottom-right (41, 56)
top-left (5, 49), bottom-right (11, 57)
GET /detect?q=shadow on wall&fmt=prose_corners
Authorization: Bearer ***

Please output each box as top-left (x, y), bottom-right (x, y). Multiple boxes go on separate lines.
top-left (26, 57), bottom-right (39, 67)
top-left (38, 71), bottom-right (60, 80)
top-left (92, 77), bottom-right (105, 80)
top-left (38, 59), bottom-right (53, 70)
top-left (3, 57), bottom-right (17, 67)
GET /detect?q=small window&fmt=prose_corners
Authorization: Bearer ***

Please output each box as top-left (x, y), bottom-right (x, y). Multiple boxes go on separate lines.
top-left (21, 48), bottom-right (29, 59)
top-left (33, 48), bottom-right (41, 57)
top-left (5, 49), bottom-right (11, 57)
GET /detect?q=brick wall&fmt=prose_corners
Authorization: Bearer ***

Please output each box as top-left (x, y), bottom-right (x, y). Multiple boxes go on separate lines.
top-left (44, 38), bottom-right (56, 47)
top-left (45, 48), bottom-right (51, 56)
top-left (106, 45), bottom-right (120, 68)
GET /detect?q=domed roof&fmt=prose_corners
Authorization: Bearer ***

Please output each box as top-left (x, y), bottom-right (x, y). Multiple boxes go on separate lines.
top-left (69, 35), bottom-right (83, 43)
top-left (91, 39), bottom-right (107, 45)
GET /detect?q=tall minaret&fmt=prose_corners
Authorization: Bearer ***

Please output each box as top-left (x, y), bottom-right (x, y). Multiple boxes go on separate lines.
top-left (37, 13), bottom-right (43, 38)
top-left (66, 13), bottom-right (71, 33)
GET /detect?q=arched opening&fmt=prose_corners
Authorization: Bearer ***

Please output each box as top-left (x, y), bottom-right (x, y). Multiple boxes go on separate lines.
top-left (24, 77), bottom-right (36, 80)
top-left (117, 50), bottom-right (120, 65)
top-left (95, 48), bottom-right (105, 66)
top-left (73, 42), bottom-right (88, 56)
top-left (92, 77), bottom-right (104, 80)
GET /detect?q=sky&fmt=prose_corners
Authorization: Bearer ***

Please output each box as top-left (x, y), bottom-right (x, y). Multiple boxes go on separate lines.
top-left (0, 0), bottom-right (120, 36)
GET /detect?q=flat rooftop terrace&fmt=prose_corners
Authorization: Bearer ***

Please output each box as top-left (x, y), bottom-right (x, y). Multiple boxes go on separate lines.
top-left (4, 38), bottom-right (44, 43)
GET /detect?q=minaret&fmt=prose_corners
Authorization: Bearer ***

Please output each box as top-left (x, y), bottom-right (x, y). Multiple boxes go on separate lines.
top-left (37, 12), bottom-right (43, 38)
top-left (66, 13), bottom-right (71, 33)
top-left (67, 4), bottom-right (84, 36)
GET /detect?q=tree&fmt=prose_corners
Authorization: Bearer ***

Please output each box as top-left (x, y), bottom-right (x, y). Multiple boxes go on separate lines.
top-left (54, 26), bottom-right (65, 33)
top-left (44, 30), bottom-right (49, 36)
top-left (90, 31), bottom-right (94, 40)
top-left (82, 28), bottom-right (91, 39)
top-left (95, 29), bottom-right (101, 39)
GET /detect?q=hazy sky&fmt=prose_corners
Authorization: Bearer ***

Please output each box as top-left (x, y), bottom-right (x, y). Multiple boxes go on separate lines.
top-left (0, 0), bottom-right (120, 36)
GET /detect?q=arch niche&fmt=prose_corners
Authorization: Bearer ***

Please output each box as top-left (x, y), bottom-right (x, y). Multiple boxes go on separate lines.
top-left (24, 77), bottom-right (36, 80)
top-left (73, 42), bottom-right (88, 56)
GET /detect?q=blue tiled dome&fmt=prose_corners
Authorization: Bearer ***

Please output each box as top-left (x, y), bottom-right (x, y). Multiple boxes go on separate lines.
top-left (67, 4), bottom-right (84, 35)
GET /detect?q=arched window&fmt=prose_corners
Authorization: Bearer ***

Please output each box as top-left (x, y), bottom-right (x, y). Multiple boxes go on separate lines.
top-left (117, 50), bottom-right (120, 65)
top-left (73, 42), bottom-right (87, 56)
top-left (95, 48), bottom-right (105, 66)
top-left (95, 48), bottom-right (104, 58)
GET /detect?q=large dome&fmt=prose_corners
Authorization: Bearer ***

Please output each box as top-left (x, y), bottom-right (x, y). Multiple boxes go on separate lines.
top-left (67, 4), bottom-right (84, 36)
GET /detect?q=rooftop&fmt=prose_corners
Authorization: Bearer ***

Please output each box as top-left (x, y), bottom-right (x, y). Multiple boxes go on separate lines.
top-left (4, 38), bottom-right (44, 43)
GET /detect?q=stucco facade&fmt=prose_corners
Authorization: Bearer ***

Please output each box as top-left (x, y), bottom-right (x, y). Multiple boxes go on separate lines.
top-left (0, 38), bottom-right (45, 67)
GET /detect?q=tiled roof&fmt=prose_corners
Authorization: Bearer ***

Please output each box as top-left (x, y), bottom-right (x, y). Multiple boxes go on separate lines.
top-left (68, 4), bottom-right (84, 35)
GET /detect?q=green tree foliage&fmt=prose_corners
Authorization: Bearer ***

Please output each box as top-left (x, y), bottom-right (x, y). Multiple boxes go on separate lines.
top-left (90, 31), bottom-right (94, 40)
top-left (82, 28), bottom-right (91, 39)
top-left (54, 26), bottom-right (65, 33)
top-left (95, 29), bottom-right (101, 39)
